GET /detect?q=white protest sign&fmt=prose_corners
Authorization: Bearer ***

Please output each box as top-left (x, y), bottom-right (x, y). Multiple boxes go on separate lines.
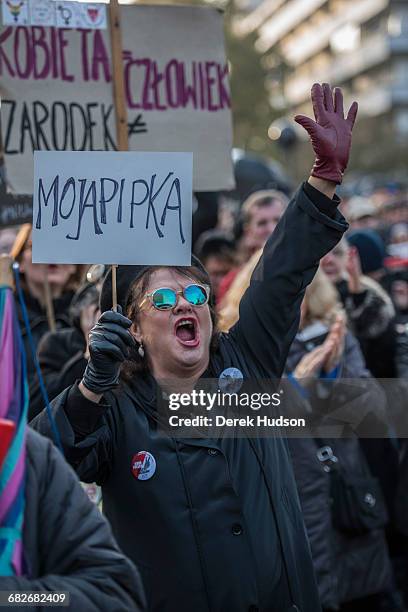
top-left (32, 151), bottom-right (192, 265)
top-left (0, 4), bottom-right (234, 193)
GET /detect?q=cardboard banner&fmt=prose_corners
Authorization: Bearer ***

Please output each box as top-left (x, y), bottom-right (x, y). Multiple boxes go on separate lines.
top-left (32, 151), bottom-right (192, 265)
top-left (0, 190), bottom-right (32, 226)
top-left (0, 158), bottom-right (32, 226)
top-left (0, 4), bottom-right (234, 194)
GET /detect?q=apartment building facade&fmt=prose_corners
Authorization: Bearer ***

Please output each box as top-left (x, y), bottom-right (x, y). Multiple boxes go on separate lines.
top-left (233, 0), bottom-right (408, 176)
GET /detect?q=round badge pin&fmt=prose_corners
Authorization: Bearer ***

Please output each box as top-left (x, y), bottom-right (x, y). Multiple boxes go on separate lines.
top-left (131, 451), bottom-right (156, 481)
top-left (218, 367), bottom-right (244, 393)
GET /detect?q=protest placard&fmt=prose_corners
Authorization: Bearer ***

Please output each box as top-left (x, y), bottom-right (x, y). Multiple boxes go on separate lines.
top-left (0, 4), bottom-right (234, 194)
top-left (32, 151), bottom-right (192, 265)
top-left (0, 191), bottom-right (32, 226)
top-left (0, 157), bottom-right (32, 227)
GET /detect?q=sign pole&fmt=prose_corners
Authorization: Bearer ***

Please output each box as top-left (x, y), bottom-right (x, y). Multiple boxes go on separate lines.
top-left (43, 271), bottom-right (56, 333)
top-left (108, 0), bottom-right (128, 311)
top-left (109, 0), bottom-right (129, 152)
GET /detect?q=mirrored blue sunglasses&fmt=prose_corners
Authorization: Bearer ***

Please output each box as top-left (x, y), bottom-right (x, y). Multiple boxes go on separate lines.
top-left (144, 284), bottom-right (210, 310)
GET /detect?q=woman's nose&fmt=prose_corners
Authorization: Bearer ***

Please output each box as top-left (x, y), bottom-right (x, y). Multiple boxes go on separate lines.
top-left (173, 295), bottom-right (193, 313)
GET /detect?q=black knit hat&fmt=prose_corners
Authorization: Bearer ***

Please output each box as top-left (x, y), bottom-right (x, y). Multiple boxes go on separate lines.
top-left (100, 257), bottom-right (210, 314)
top-left (347, 229), bottom-right (385, 275)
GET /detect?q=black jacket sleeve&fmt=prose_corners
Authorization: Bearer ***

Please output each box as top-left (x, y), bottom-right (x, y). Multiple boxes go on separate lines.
top-left (31, 383), bottom-right (114, 484)
top-left (0, 429), bottom-right (146, 612)
top-left (229, 184), bottom-right (348, 378)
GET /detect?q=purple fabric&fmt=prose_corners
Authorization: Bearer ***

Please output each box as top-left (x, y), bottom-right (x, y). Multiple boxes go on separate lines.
top-left (0, 296), bottom-right (15, 419)
top-left (0, 287), bottom-right (27, 576)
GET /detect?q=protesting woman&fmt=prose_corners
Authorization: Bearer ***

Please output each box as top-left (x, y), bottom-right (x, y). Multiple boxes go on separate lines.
top-left (33, 83), bottom-right (357, 612)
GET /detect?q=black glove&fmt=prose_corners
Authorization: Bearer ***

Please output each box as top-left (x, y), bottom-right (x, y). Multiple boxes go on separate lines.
top-left (82, 309), bottom-right (135, 394)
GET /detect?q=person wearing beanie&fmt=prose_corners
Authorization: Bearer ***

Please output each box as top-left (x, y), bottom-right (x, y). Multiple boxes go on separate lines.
top-left (33, 84), bottom-right (357, 612)
top-left (321, 237), bottom-right (396, 378)
top-left (347, 229), bottom-right (386, 279)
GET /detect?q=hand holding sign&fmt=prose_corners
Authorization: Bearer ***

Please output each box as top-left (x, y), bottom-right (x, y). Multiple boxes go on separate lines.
top-left (82, 309), bottom-right (135, 394)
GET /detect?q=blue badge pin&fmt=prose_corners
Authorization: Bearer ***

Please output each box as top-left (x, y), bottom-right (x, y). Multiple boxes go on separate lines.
top-left (131, 451), bottom-right (156, 481)
top-left (218, 367), bottom-right (244, 393)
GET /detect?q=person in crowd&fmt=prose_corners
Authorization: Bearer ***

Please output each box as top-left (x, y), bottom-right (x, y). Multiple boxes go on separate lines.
top-left (387, 223), bottom-right (408, 260)
top-left (0, 426), bottom-right (146, 611)
top-left (194, 230), bottom-right (237, 302)
top-left (347, 228), bottom-right (387, 285)
top-left (387, 267), bottom-right (408, 604)
top-left (379, 199), bottom-right (408, 229)
top-left (389, 270), bottom-right (408, 379)
top-left (347, 196), bottom-right (379, 230)
top-left (285, 269), bottom-right (402, 612)
top-left (11, 224), bottom-right (86, 381)
top-left (0, 226), bottom-right (19, 255)
top-left (237, 188), bottom-right (289, 258)
top-left (218, 248), bottom-right (262, 332)
top-left (219, 252), bottom-right (405, 610)
top-left (217, 188), bottom-right (288, 302)
top-left (28, 276), bottom-right (101, 420)
top-left (33, 83), bottom-right (357, 612)
top-left (320, 237), bottom-right (403, 554)
top-left (321, 238), bottom-right (396, 378)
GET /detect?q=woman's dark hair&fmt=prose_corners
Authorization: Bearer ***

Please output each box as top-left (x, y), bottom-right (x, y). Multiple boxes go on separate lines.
top-left (121, 266), bottom-right (219, 382)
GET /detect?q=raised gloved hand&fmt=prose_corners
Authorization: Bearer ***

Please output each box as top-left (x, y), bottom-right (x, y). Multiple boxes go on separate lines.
top-left (295, 83), bottom-right (358, 184)
top-left (82, 309), bottom-right (135, 394)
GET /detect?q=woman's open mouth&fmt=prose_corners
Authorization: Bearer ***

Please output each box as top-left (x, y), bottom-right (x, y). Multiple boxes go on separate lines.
top-left (174, 317), bottom-right (200, 347)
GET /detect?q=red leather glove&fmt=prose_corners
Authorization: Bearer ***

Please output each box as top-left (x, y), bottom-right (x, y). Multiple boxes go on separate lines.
top-left (295, 83), bottom-right (358, 184)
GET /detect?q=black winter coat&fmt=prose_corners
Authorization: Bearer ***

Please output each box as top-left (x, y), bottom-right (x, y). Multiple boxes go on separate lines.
top-left (396, 439), bottom-right (408, 537)
top-left (29, 327), bottom-right (87, 420)
top-left (0, 429), bottom-right (146, 611)
top-left (286, 332), bottom-right (392, 610)
top-left (335, 279), bottom-right (396, 378)
top-left (17, 290), bottom-right (74, 384)
top-left (33, 185), bottom-right (347, 612)
top-left (395, 316), bottom-right (408, 379)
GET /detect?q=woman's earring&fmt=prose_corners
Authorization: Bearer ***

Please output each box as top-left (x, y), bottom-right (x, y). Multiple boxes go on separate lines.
top-left (138, 343), bottom-right (145, 358)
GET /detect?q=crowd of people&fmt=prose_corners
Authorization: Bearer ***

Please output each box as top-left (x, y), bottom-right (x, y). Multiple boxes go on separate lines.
top-left (0, 83), bottom-right (408, 611)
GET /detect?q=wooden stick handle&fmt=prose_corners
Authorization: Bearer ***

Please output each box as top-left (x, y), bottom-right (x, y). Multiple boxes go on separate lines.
top-left (109, 0), bottom-right (128, 152)
top-left (43, 272), bottom-right (56, 333)
top-left (112, 264), bottom-right (118, 311)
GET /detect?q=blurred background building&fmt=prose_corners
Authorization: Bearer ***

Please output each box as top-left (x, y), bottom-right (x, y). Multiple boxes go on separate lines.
top-left (231, 0), bottom-right (408, 183)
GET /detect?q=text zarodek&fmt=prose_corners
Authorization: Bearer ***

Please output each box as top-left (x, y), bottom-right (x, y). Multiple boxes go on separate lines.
top-left (35, 173), bottom-right (185, 242)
